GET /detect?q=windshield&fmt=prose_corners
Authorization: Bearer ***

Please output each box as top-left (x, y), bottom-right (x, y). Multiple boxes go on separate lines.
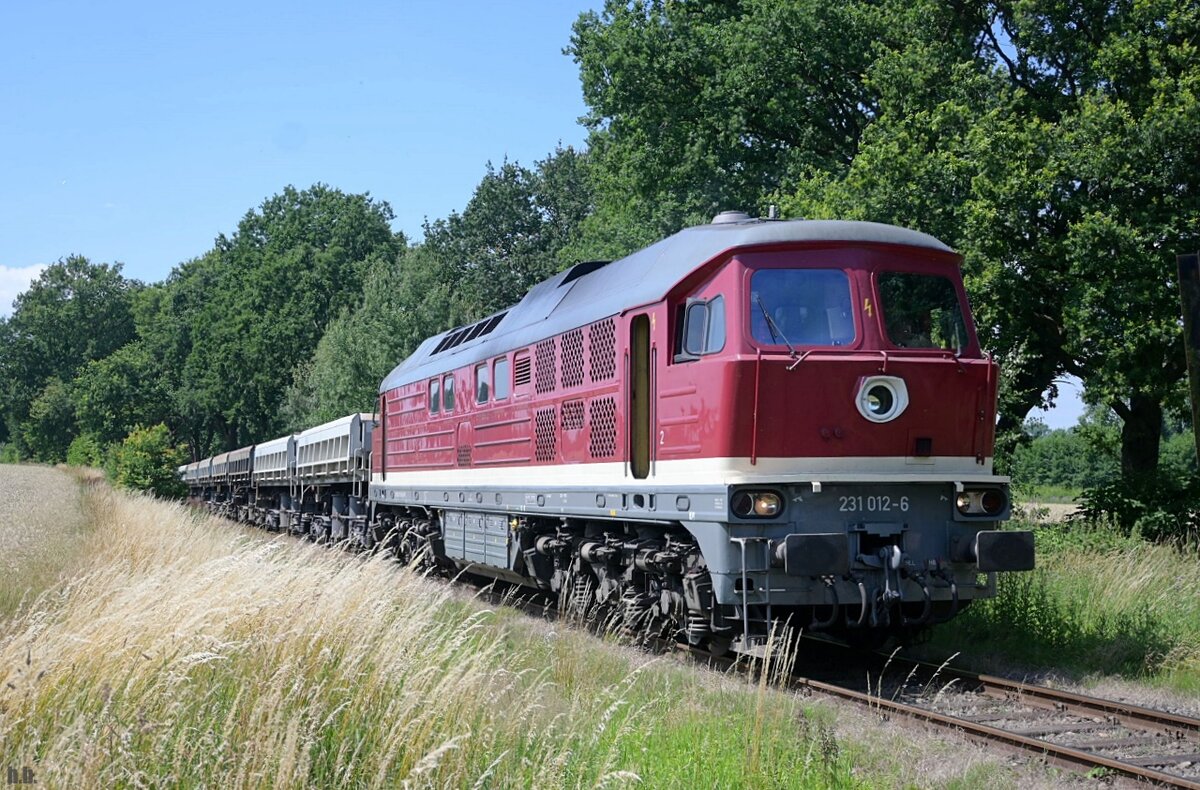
top-left (749, 269), bottom-right (855, 347)
top-left (878, 272), bottom-right (968, 352)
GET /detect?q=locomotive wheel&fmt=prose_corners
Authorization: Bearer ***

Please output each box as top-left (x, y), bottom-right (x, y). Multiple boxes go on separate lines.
top-left (394, 528), bottom-right (426, 568)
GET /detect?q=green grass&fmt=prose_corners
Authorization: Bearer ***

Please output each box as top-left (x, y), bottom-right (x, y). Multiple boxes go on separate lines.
top-left (1012, 483), bottom-right (1081, 504)
top-left (930, 520), bottom-right (1200, 693)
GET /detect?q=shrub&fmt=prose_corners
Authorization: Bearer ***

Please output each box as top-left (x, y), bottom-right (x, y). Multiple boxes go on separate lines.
top-left (65, 433), bottom-right (105, 467)
top-left (1076, 471), bottom-right (1200, 544)
top-left (0, 443), bottom-right (18, 464)
top-left (109, 424), bottom-right (186, 499)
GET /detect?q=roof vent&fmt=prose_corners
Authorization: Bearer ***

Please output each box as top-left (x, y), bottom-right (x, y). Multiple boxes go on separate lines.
top-left (711, 210), bottom-right (752, 225)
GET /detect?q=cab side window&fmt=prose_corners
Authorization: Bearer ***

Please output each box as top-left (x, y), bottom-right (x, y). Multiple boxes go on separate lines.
top-left (443, 374), bottom-right (455, 411)
top-left (676, 295), bottom-right (725, 361)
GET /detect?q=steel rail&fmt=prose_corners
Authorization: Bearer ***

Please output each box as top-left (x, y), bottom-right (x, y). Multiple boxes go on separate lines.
top-left (878, 652), bottom-right (1200, 739)
top-left (785, 670), bottom-right (1200, 789)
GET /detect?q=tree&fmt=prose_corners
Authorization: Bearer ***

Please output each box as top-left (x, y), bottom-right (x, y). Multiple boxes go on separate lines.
top-left (282, 151), bottom-right (596, 429)
top-left (282, 247), bottom-right (454, 428)
top-left (66, 433), bottom-right (104, 467)
top-left (72, 341), bottom-right (172, 446)
top-left (0, 256), bottom-right (139, 454)
top-left (423, 153), bottom-right (592, 322)
top-left (568, 0), bottom-right (889, 253)
top-left (174, 185), bottom-right (405, 450)
top-left (109, 424), bottom-right (187, 499)
top-left (782, 0), bottom-right (1200, 478)
top-left (21, 377), bottom-right (75, 462)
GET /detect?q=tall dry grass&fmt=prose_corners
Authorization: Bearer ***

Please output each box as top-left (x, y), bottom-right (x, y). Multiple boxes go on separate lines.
top-left (0, 465), bottom-right (90, 615)
top-left (0, 481), bottom-right (866, 788)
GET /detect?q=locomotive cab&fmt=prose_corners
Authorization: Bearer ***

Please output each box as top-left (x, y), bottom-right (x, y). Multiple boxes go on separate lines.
top-left (658, 221), bottom-right (1034, 647)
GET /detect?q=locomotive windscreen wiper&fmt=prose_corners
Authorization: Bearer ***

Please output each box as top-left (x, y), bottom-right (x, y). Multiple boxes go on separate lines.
top-left (754, 294), bottom-right (798, 361)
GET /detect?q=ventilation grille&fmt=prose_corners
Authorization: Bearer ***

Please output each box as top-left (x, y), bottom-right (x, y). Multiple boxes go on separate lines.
top-left (561, 328), bottom-right (585, 388)
top-left (432, 311), bottom-right (508, 355)
top-left (535, 407), bottom-right (557, 463)
top-left (588, 397), bottom-right (618, 459)
top-left (589, 319), bottom-right (617, 382)
top-left (535, 339), bottom-right (556, 395)
top-left (560, 399), bottom-right (585, 431)
top-left (514, 355), bottom-right (532, 386)
top-left (457, 445), bottom-right (471, 467)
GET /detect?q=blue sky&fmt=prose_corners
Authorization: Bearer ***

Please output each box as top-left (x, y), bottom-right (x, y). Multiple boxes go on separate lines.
top-left (0, 0), bottom-right (594, 291)
top-left (0, 0), bottom-right (1084, 427)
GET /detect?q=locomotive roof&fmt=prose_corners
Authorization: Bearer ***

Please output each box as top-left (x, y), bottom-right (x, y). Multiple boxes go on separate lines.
top-left (381, 217), bottom-right (954, 391)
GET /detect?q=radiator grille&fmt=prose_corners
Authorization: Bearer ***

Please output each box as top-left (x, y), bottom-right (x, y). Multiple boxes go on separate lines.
top-left (588, 397), bottom-right (618, 459)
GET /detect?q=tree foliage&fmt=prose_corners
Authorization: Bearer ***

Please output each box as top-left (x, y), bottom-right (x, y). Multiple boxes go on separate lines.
top-left (777, 0), bottom-right (1200, 477)
top-left (284, 150), bottom-right (593, 428)
top-left (73, 341), bottom-right (172, 446)
top-left (109, 423), bottom-right (187, 499)
top-left (173, 185), bottom-right (404, 451)
top-left (424, 149), bottom-right (593, 321)
top-left (568, 0), bottom-right (887, 253)
top-left (0, 256), bottom-right (139, 459)
top-left (66, 433), bottom-right (105, 467)
top-left (282, 248), bottom-right (452, 428)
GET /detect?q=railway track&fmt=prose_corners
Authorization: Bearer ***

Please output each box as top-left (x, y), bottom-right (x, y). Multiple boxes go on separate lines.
top-left (466, 576), bottom-right (1200, 787)
top-left (237, 520), bottom-right (1200, 787)
top-left (783, 643), bottom-right (1200, 789)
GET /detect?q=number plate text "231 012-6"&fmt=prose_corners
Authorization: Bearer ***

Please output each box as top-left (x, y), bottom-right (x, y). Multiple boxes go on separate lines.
top-left (838, 495), bottom-right (910, 513)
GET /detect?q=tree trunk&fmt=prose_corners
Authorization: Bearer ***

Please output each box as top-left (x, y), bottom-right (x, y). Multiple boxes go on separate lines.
top-left (1119, 395), bottom-right (1163, 477)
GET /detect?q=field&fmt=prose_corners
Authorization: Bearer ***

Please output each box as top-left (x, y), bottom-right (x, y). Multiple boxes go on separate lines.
top-left (0, 467), bottom-right (1058, 789)
top-left (0, 466), bottom-right (91, 615)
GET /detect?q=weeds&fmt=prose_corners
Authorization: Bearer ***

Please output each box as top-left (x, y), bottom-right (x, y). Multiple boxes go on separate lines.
top-left (931, 520), bottom-right (1200, 692)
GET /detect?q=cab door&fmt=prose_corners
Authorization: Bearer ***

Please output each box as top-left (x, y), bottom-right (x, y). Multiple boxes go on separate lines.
top-left (629, 314), bottom-right (652, 479)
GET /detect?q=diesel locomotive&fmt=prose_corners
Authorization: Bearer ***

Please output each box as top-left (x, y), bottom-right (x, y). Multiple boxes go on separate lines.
top-left (183, 211), bottom-right (1035, 653)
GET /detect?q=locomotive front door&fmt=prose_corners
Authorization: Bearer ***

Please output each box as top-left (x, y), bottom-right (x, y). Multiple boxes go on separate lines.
top-left (630, 314), bottom-right (652, 479)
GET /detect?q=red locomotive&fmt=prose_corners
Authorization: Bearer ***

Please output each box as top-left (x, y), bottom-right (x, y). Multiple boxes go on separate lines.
top-left (188, 211), bottom-right (1034, 652)
top-left (365, 211), bottom-right (1034, 651)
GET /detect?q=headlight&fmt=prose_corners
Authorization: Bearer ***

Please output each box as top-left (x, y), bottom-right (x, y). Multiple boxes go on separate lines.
top-left (855, 376), bottom-right (909, 423)
top-left (753, 493), bottom-right (782, 516)
top-left (980, 489), bottom-right (1006, 515)
top-left (956, 488), bottom-right (1007, 516)
top-left (732, 491), bottom-right (784, 518)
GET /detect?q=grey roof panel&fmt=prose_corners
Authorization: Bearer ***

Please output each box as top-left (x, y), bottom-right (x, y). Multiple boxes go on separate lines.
top-left (381, 218), bottom-right (954, 391)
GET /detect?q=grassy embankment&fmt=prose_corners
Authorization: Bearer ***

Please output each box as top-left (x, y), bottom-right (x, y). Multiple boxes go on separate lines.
top-left (930, 517), bottom-right (1200, 694)
top-left (5, 465), bottom-right (1181, 786)
top-left (3, 469), bottom-right (1020, 789)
